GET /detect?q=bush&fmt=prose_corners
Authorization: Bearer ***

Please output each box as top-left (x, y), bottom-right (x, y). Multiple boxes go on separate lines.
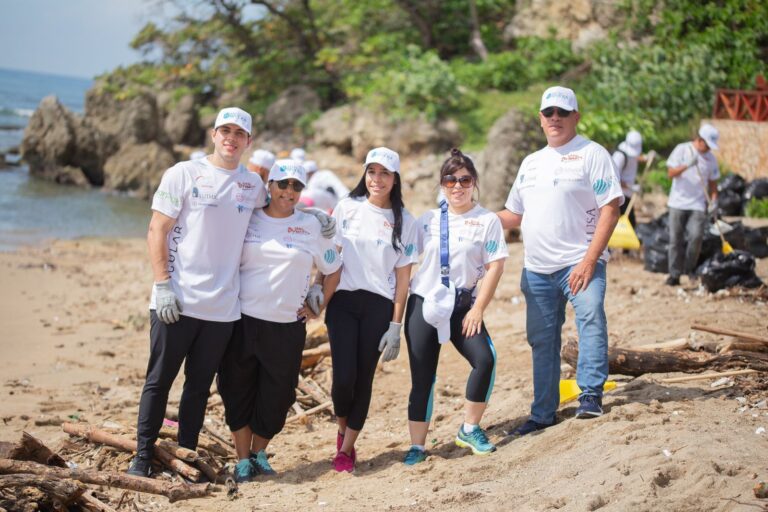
top-left (641, 166), bottom-right (672, 194)
top-left (577, 109), bottom-right (657, 150)
top-left (745, 198), bottom-right (768, 219)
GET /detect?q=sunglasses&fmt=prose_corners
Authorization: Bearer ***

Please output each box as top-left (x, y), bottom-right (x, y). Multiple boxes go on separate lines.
top-left (441, 175), bottom-right (474, 188)
top-left (541, 107), bottom-right (573, 118)
top-left (274, 179), bottom-right (304, 192)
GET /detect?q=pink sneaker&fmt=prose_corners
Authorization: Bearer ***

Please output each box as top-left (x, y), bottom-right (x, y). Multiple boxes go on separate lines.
top-left (332, 451), bottom-right (355, 473)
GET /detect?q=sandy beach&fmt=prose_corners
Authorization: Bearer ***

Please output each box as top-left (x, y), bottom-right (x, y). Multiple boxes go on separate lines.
top-left (1, 229), bottom-right (767, 511)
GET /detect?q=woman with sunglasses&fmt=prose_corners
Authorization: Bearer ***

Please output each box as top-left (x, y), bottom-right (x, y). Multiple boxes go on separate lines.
top-left (322, 147), bottom-right (419, 473)
top-left (402, 148), bottom-right (507, 465)
top-left (218, 159), bottom-right (342, 482)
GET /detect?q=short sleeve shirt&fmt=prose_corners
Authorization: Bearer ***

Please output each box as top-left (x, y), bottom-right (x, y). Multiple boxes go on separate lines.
top-left (149, 158), bottom-right (267, 321)
top-left (505, 135), bottom-right (624, 274)
top-left (666, 142), bottom-right (720, 212)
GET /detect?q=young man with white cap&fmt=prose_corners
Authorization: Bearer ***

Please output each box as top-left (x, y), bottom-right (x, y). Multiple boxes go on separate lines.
top-left (247, 149), bottom-right (276, 183)
top-left (664, 123), bottom-right (720, 287)
top-left (612, 130), bottom-right (655, 227)
top-left (127, 107), bottom-right (268, 478)
top-left (218, 159), bottom-right (342, 482)
top-left (497, 86), bottom-right (622, 435)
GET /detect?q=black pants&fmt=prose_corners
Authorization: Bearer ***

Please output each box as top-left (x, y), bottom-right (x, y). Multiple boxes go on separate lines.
top-left (325, 290), bottom-right (393, 431)
top-left (619, 194), bottom-right (636, 227)
top-left (217, 315), bottom-right (306, 439)
top-left (404, 294), bottom-right (497, 422)
top-left (136, 312), bottom-right (233, 457)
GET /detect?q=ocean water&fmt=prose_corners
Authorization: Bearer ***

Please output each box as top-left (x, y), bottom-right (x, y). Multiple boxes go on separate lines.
top-left (0, 68), bottom-right (150, 251)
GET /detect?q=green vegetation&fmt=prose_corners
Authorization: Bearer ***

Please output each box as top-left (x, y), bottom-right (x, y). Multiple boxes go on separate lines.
top-left (745, 198), bottom-right (768, 219)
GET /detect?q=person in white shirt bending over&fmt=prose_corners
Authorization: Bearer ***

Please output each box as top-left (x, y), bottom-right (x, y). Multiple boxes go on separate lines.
top-left (320, 147), bottom-right (419, 473)
top-left (497, 86), bottom-right (622, 436)
top-left (217, 160), bottom-right (342, 482)
top-left (402, 148), bottom-right (507, 466)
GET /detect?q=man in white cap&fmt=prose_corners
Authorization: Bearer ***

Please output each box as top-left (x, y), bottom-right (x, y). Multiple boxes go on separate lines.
top-left (289, 147), bottom-right (306, 162)
top-left (497, 86), bottom-right (622, 435)
top-left (127, 107), bottom-right (268, 478)
top-left (664, 123), bottom-right (720, 287)
top-left (247, 149), bottom-right (276, 183)
top-left (612, 130), bottom-right (655, 227)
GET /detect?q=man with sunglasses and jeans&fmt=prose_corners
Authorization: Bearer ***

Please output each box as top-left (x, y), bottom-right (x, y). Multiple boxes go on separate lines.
top-left (497, 86), bottom-right (622, 436)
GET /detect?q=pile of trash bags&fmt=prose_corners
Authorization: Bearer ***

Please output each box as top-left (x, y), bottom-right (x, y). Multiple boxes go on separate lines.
top-left (696, 250), bottom-right (764, 292)
top-left (717, 174), bottom-right (768, 216)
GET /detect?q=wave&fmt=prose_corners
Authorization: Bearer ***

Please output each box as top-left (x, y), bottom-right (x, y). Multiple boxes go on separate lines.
top-left (0, 107), bottom-right (33, 118)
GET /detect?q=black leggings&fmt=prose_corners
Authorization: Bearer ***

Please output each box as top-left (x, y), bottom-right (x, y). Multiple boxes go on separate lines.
top-left (404, 294), bottom-right (497, 422)
top-left (325, 290), bottom-right (393, 431)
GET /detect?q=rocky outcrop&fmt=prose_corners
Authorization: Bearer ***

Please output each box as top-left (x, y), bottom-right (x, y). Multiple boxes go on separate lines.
top-left (475, 108), bottom-right (545, 212)
top-left (162, 94), bottom-right (202, 146)
top-left (312, 105), bottom-right (354, 153)
top-left (265, 86), bottom-right (321, 134)
top-left (103, 141), bottom-right (177, 196)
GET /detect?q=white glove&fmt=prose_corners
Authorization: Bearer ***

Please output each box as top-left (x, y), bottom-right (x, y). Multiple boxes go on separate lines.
top-left (378, 322), bottom-right (401, 362)
top-left (305, 284), bottom-right (324, 315)
top-left (684, 149), bottom-right (699, 169)
top-left (645, 149), bottom-right (658, 161)
top-left (299, 206), bottom-right (336, 239)
top-left (154, 279), bottom-right (182, 324)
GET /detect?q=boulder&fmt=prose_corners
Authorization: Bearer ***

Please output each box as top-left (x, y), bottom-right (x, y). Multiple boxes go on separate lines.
top-left (312, 105), bottom-right (354, 153)
top-left (163, 94), bottom-right (202, 146)
top-left (85, 88), bottom-right (163, 146)
top-left (475, 108), bottom-right (545, 212)
top-left (103, 141), bottom-right (177, 199)
top-left (264, 86), bottom-right (321, 133)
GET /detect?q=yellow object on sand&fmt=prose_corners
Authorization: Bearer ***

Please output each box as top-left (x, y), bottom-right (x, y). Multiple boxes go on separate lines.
top-left (559, 379), bottom-right (617, 404)
top-left (608, 215), bottom-right (641, 251)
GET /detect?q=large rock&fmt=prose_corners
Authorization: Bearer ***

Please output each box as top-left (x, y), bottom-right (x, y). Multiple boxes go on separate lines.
top-left (475, 108), bottom-right (545, 212)
top-left (312, 105), bottom-right (354, 153)
top-left (85, 88), bottom-right (163, 146)
top-left (103, 141), bottom-right (177, 198)
top-left (163, 94), bottom-right (202, 146)
top-left (264, 86), bottom-right (321, 133)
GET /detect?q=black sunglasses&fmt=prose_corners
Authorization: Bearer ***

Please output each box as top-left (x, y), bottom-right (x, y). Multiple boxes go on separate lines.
top-left (441, 175), bottom-right (474, 188)
top-left (541, 107), bottom-right (573, 118)
top-left (274, 179), bottom-right (304, 192)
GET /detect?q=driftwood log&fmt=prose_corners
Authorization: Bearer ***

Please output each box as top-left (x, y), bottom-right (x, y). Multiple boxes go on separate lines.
top-left (0, 473), bottom-right (86, 508)
top-left (561, 338), bottom-right (768, 376)
top-left (691, 323), bottom-right (768, 345)
top-left (0, 432), bottom-right (68, 467)
top-left (301, 343), bottom-right (331, 369)
top-left (0, 459), bottom-right (211, 503)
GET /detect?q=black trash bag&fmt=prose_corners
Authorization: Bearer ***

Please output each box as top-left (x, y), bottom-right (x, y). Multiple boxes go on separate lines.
top-left (695, 250), bottom-right (764, 292)
top-left (716, 189), bottom-right (743, 216)
top-left (636, 212), bottom-right (669, 245)
top-left (723, 221), bottom-right (746, 250)
top-left (744, 227), bottom-right (768, 258)
top-left (743, 178), bottom-right (768, 205)
top-left (718, 173), bottom-right (746, 195)
top-left (697, 230), bottom-right (721, 265)
top-left (643, 245), bottom-right (668, 273)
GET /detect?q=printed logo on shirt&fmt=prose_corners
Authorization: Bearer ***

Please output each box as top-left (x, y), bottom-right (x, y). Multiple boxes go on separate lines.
top-left (191, 187), bottom-right (218, 201)
top-left (154, 190), bottom-right (180, 207)
top-left (484, 240), bottom-right (499, 254)
top-left (195, 175), bottom-right (214, 189)
top-left (464, 219), bottom-right (483, 227)
top-left (592, 178), bottom-right (610, 196)
top-left (561, 154), bottom-right (583, 162)
top-left (324, 249), bottom-right (336, 264)
top-left (237, 181), bottom-right (257, 190)
top-left (404, 243), bottom-right (415, 256)
top-left (237, 204), bottom-right (247, 213)
top-left (288, 226), bottom-right (310, 236)
top-left (382, 220), bottom-right (394, 230)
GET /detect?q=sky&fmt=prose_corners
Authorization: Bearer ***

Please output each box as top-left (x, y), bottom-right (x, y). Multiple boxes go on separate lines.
top-left (0, 0), bottom-right (175, 79)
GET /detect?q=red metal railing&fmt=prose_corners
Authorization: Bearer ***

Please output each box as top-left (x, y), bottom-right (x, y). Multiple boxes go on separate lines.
top-left (713, 80), bottom-right (768, 122)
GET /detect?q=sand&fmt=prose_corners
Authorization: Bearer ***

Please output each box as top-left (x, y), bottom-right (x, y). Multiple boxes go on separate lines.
top-left (1, 227), bottom-right (768, 510)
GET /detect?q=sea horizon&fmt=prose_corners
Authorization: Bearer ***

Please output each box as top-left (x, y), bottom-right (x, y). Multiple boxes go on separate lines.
top-left (0, 65), bottom-right (95, 83)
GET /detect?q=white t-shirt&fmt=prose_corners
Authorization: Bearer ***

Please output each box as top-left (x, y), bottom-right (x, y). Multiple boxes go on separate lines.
top-left (240, 209), bottom-right (342, 323)
top-left (612, 143), bottom-right (639, 197)
top-left (666, 141), bottom-right (720, 212)
top-left (505, 135), bottom-right (624, 274)
top-left (333, 196), bottom-right (419, 300)
top-left (410, 204), bottom-right (508, 298)
top-left (149, 158), bottom-right (267, 321)
top-left (300, 170), bottom-right (350, 212)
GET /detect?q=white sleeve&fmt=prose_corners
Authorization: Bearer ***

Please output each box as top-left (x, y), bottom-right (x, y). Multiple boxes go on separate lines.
top-left (253, 176), bottom-right (268, 208)
top-left (151, 164), bottom-right (185, 218)
top-left (415, 212), bottom-right (430, 255)
top-left (313, 233), bottom-right (342, 275)
top-left (482, 214), bottom-right (508, 264)
top-left (666, 143), bottom-right (686, 168)
top-left (504, 176), bottom-right (524, 214)
top-left (396, 215), bottom-right (420, 268)
top-left (612, 151), bottom-right (626, 178)
top-left (331, 200), bottom-right (346, 247)
top-left (588, 146), bottom-right (624, 208)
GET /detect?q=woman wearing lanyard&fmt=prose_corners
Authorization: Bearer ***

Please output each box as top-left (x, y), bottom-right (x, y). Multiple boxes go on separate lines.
top-left (323, 147), bottom-right (419, 473)
top-left (403, 148), bottom-right (507, 465)
top-left (218, 159), bottom-right (342, 482)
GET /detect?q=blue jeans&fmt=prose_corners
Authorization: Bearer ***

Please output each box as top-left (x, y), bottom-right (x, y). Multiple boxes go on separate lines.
top-left (520, 262), bottom-right (608, 424)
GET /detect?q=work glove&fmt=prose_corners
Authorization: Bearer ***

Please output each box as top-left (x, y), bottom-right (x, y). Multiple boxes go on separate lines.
top-left (154, 279), bottom-right (182, 324)
top-left (683, 150), bottom-right (699, 169)
top-left (378, 322), bottom-right (401, 362)
top-left (305, 284), bottom-right (324, 315)
top-left (298, 206), bottom-right (336, 239)
top-left (645, 149), bottom-right (658, 161)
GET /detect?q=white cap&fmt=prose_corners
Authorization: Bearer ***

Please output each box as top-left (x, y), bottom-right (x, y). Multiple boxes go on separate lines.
top-left (214, 107), bottom-right (252, 134)
top-left (249, 149), bottom-right (276, 169)
top-left (268, 159), bottom-right (308, 187)
top-left (698, 123), bottom-right (720, 150)
top-left (364, 147), bottom-right (400, 174)
top-left (540, 86), bottom-right (578, 112)
top-left (303, 160), bottom-right (318, 174)
top-left (621, 130), bottom-right (643, 158)
top-left (190, 150), bottom-right (206, 160)
top-left (422, 281), bottom-right (455, 344)
top-left (290, 148), bottom-right (306, 162)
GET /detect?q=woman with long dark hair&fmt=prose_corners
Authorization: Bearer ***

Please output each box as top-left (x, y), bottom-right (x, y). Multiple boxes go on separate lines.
top-left (402, 148), bottom-right (507, 465)
top-left (322, 147), bottom-right (419, 473)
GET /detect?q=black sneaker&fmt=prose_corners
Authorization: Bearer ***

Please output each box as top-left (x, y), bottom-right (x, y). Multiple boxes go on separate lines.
top-left (665, 276), bottom-right (680, 286)
top-left (509, 419), bottom-right (553, 437)
top-left (575, 394), bottom-right (603, 419)
top-left (126, 455), bottom-right (152, 478)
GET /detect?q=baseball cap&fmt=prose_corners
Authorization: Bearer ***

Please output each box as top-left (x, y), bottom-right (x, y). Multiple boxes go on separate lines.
top-left (698, 123), bottom-right (720, 151)
top-left (249, 149), bottom-right (276, 169)
top-left (540, 86), bottom-right (578, 112)
top-left (214, 107), bottom-right (252, 135)
top-left (290, 148), bottom-right (306, 162)
top-left (303, 160), bottom-right (318, 174)
top-left (622, 130), bottom-right (643, 158)
top-left (364, 147), bottom-right (400, 174)
top-left (422, 281), bottom-right (456, 344)
top-left (268, 159), bottom-right (308, 187)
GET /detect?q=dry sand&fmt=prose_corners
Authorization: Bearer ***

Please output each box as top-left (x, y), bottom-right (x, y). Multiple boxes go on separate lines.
top-left (1, 224), bottom-right (768, 510)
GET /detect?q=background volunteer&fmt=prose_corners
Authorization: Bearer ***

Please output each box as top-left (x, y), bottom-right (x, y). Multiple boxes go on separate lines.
top-left (322, 147), bottom-right (419, 473)
top-left (403, 148), bottom-right (507, 465)
top-left (128, 107), bottom-right (267, 477)
top-left (611, 130), bottom-right (648, 227)
top-left (218, 159), bottom-right (341, 482)
top-left (247, 149), bottom-right (276, 184)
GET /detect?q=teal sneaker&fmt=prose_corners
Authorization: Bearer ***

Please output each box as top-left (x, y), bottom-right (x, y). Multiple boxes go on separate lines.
top-left (455, 425), bottom-right (496, 455)
top-left (403, 447), bottom-right (427, 466)
top-left (233, 459), bottom-right (256, 483)
top-left (249, 449), bottom-right (277, 475)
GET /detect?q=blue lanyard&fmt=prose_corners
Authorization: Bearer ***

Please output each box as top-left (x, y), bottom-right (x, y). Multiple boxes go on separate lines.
top-left (440, 200), bottom-right (450, 287)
